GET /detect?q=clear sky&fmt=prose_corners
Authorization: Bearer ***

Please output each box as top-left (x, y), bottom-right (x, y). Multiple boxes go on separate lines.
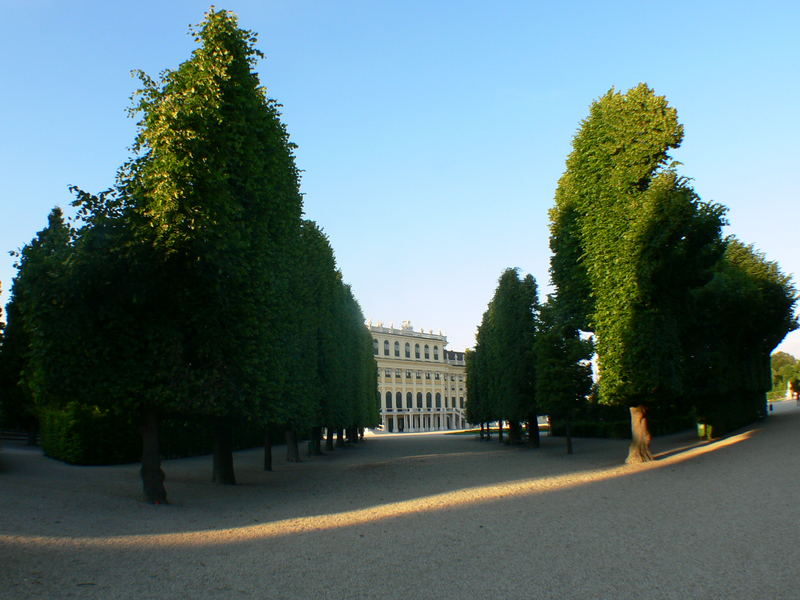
top-left (1, 0), bottom-right (798, 356)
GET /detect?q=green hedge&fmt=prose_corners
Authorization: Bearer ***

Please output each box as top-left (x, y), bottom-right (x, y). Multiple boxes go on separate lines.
top-left (549, 413), bottom-right (696, 439)
top-left (40, 402), bottom-right (139, 465)
top-left (40, 404), bottom-right (271, 465)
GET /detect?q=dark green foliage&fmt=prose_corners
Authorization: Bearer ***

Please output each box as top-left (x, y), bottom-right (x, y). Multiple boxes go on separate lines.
top-left (122, 8), bottom-right (304, 426)
top-left (466, 268), bottom-right (539, 433)
top-left (771, 351), bottom-right (799, 395)
top-left (4, 209), bottom-right (76, 420)
top-left (685, 238), bottom-right (797, 434)
top-left (39, 406), bottom-right (266, 465)
top-left (3, 9), bottom-right (377, 486)
top-left (549, 413), bottom-right (694, 439)
top-left (39, 403), bottom-right (139, 465)
top-left (549, 84), bottom-right (729, 459)
top-left (534, 297), bottom-right (593, 443)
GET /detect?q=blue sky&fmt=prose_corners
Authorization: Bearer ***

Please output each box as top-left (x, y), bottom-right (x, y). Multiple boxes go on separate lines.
top-left (1, 0), bottom-right (798, 356)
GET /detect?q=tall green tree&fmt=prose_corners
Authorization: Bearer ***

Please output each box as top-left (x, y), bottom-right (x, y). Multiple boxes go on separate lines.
top-left (685, 238), bottom-right (797, 434)
top-left (4, 209), bottom-right (75, 427)
top-left (121, 8), bottom-right (304, 489)
top-left (550, 84), bottom-right (725, 462)
top-left (467, 268), bottom-right (540, 444)
top-left (535, 297), bottom-right (593, 453)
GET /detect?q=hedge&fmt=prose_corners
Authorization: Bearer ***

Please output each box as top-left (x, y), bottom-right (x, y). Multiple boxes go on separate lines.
top-left (40, 404), bottom-right (272, 465)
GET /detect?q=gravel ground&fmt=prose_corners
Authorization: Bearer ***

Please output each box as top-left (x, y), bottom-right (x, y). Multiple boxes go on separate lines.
top-left (2, 401), bottom-right (799, 599)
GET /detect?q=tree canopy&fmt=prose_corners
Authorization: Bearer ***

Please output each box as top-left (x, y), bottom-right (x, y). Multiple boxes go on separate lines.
top-left (1, 9), bottom-right (378, 502)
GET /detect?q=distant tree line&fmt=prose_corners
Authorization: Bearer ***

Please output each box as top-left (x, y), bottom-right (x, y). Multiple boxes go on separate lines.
top-left (0, 9), bottom-right (378, 503)
top-left (771, 352), bottom-right (800, 399)
top-left (469, 84), bottom-right (797, 462)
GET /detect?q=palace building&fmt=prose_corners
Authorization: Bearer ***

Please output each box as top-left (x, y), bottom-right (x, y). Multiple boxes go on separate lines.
top-left (369, 321), bottom-right (468, 433)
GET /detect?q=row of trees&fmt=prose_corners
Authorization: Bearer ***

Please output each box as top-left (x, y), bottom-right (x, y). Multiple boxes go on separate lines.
top-left (465, 268), bottom-right (592, 454)
top-left (469, 84), bottom-right (797, 463)
top-left (0, 9), bottom-right (378, 502)
top-left (551, 84), bottom-right (796, 462)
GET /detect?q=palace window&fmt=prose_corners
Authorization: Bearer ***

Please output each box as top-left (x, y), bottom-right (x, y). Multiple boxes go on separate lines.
top-left (416, 370), bottom-right (422, 380)
top-left (433, 346), bottom-right (439, 360)
top-left (395, 369), bottom-right (401, 378)
top-left (395, 391), bottom-right (402, 409)
top-left (406, 370), bottom-right (412, 379)
top-left (394, 341), bottom-right (400, 357)
top-left (425, 371), bottom-right (431, 380)
top-left (416, 392), bottom-right (423, 408)
top-left (384, 340), bottom-right (389, 356)
top-left (459, 397), bottom-right (464, 408)
top-left (426, 392), bottom-right (432, 408)
top-left (435, 393), bottom-right (441, 408)
top-left (406, 392), bottom-right (413, 409)
top-left (405, 342), bottom-right (411, 358)
top-left (415, 344), bottom-right (420, 359)
top-left (373, 339), bottom-right (378, 355)
top-left (385, 391), bottom-right (392, 409)
top-left (385, 368), bottom-right (392, 378)
top-left (424, 344), bottom-right (430, 359)
top-left (434, 372), bottom-right (440, 380)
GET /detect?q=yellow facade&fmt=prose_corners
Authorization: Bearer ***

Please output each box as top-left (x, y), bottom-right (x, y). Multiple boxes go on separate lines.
top-left (369, 321), bottom-right (468, 432)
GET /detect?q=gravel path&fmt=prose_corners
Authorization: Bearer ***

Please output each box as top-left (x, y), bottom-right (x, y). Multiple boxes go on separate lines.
top-left (2, 402), bottom-right (799, 599)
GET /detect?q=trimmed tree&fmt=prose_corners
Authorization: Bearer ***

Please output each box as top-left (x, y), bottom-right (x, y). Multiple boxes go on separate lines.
top-left (535, 298), bottom-right (593, 454)
top-left (121, 8), bottom-right (304, 486)
top-left (467, 268), bottom-right (540, 444)
top-left (550, 84), bottom-right (725, 463)
top-left (686, 238), bottom-right (797, 435)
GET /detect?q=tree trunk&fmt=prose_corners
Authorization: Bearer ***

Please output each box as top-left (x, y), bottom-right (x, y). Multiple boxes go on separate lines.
top-left (625, 405), bottom-right (653, 464)
top-left (263, 429), bottom-right (273, 471)
top-left (212, 418), bottom-right (236, 484)
top-left (565, 420), bottom-right (573, 455)
top-left (508, 421), bottom-right (522, 445)
top-left (336, 428), bottom-right (346, 448)
top-left (346, 426), bottom-right (357, 443)
top-left (498, 420), bottom-right (504, 443)
top-left (479, 422), bottom-right (485, 440)
top-left (326, 427), bottom-right (335, 451)
top-left (285, 429), bottom-right (301, 462)
top-left (527, 414), bottom-right (540, 448)
top-left (140, 406), bottom-right (167, 504)
top-left (310, 426), bottom-right (324, 455)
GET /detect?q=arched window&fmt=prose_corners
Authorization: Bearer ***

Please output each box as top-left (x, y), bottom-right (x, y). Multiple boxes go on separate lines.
top-left (433, 346), bottom-right (439, 360)
top-left (415, 344), bottom-right (420, 359)
top-left (424, 344), bottom-right (430, 359)
top-left (459, 396), bottom-right (464, 408)
top-left (426, 392), bottom-right (432, 408)
top-left (416, 392), bottom-right (423, 408)
top-left (405, 342), bottom-right (411, 358)
top-left (394, 341), bottom-right (400, 357)
top-left (395, 391), bottom-right (402, 409)
top-left (385, 391), bottom-right (392, 409)
top-left (406, 392), bottom-right (413, 409)
top-left (384, 340), bottom-right (389, 356)
top-left (372, 338), bottom-right (378, 355)
top-left (435, 393), bottom-right (441, 408)
top-left (444, 396), bottom-right (449, 408)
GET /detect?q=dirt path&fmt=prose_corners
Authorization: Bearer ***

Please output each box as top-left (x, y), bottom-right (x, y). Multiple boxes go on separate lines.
top-left (2, 403), bottom-right (799, 599)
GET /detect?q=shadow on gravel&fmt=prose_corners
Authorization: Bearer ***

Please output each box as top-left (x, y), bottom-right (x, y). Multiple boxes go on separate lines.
top-left (2, 406), bottom-right (783, 549)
